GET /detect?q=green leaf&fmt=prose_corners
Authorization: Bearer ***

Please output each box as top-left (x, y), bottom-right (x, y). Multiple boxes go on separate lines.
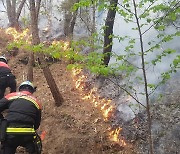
top-left (169, 12), bottom-right (176, 21)
top-left (147, 84), bottom-right (156, 89)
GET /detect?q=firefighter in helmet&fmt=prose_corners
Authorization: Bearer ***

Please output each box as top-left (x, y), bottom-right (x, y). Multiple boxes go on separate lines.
top-left (0, 81), bottom-right (42, 154)
top-left (0, 56), bottom-right (16, 99)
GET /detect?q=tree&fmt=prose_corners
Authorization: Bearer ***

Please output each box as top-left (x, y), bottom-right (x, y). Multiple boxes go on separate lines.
top-left (61, 0), bottom-right (80, 39)
top-left (27, 0), bottom-right (41, 81)
top-left (29, 0), bottom-right (64, 106)
top-left (6, 0), bottom-right (26, 30)
top-left (63, 0), bottom-right (180, 153)
top-left (103, 0), bottom-right (118, 66)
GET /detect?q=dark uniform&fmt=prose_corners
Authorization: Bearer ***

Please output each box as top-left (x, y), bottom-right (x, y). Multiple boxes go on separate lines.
top-left (0, 90), bottom-right (42, 154)
top-left (0, 61), bottom-right (16, 99)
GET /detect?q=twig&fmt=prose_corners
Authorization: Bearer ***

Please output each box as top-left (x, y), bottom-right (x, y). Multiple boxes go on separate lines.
top-left (142, 2), bottom-right (180, 35)
top-left (107, 77), bottom-right (146, 108)
top-left (133, 0), bottom-right (153, 153)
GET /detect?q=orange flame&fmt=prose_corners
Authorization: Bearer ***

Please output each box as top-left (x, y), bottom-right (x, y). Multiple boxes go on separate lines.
top-left (5, 27), bottom-right (31, 44)
top-left (51, 40), bottom-right (69, 51)
top-left (71, 68), bottom-right (126, 146)
top-left (72, 69), bottom-right (115, 120)
top-left (5, 27), bottom-right (70, 51)
top-left (109, 128), bottom-right (126, 146)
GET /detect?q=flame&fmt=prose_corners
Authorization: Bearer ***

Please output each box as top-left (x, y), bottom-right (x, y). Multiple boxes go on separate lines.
top-left (5, 27), bottom-right (31, 43)
top-left (72, 69), bottom-right (115, 120)
top-left (51, 40), bottom-right (69, 51)
top-left (5, 27), bottom-right (70, 51)
top-left (71, 68), bottom-right (127, 146)
top-left (109, 128), bottom-right (126, 146)
top-left (5, 27), bottom-right (126, 146)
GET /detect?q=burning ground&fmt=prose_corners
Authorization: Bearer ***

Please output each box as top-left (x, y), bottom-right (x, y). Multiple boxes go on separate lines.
top-left (0, 29), bottom-right (136, 153)
top-left (1, 28), bottom-right (180, 154)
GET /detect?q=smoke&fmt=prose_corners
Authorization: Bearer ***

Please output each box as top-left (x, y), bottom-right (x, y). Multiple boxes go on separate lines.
top-left (95, 0), bottom-right (180, 121)
top-left (0, 0), bottom-right (178, 122)
top-left (0, 2), bottom-right (8, 27)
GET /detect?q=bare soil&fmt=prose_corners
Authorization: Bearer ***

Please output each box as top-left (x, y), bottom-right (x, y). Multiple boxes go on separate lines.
top-left (0, 29), bottom-right (136, 154)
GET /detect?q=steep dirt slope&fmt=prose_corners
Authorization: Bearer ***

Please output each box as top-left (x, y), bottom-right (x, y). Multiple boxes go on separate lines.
top-left (12, 56), bottom-right (134, 154)
top-left (0, 29), bottom-right (135, 154)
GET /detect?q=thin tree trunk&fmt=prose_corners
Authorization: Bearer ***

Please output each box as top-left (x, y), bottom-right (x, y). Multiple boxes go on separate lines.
top-left (63, 0), bottom-right (79, 39)
top-left (28, 0), bottom-right (40, 82)
top-left (6, 0), bottom-right (26, 30)
top-left (64, 12), bottom-right (71, 37)
top-left (16, 0), bottom-right (26, 20)
top-left (68, 9), bottom-right (78, 40)
top-left (29, 0), bottom-right (64, 106)
top-left (35, 0), bottom-right (41, 20)
top-left (132, 0), bottom-right (153, 154)
top-left (103, 0), bottom-right (118, 66)
top-left (42, 66), bottom-right (64, 106)
top-left (6, 0), bottom-right (13, 24)
top-left (91, 1), bottom-right (96, 50)
top-left (29, 0), bottom-right (40, 45)
top-left (37, 55), bottom-right (64, 106)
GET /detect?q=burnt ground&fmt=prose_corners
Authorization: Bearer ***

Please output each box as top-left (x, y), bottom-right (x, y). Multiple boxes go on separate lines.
top-left (0, 29), bottom-right (136, 154)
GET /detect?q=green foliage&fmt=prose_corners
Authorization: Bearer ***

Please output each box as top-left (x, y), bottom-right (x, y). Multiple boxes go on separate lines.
top-left (152, 49), bottom-right (176, 65)
top-left (172, 55), bottom-right (180, 69)
top-left (6, 0), bottom-right (179, 111)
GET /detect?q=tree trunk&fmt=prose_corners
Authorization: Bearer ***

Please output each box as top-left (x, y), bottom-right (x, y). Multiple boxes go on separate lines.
top-left (42, 66), bottom-right (64, 106)
top-left (63, 0), bottom-right (79, 39)
top-left (64, 12), bottom-right (71, 37)
top-left (91, 1), bottom-right (96, 50)
top-left (29, 0), bottom-right (40, 45)
top-left (37, 55), bottom-right (64, 106)
top-left (132, 0), bottom-right (153, 153)
top-left (103, 0), bottom-right (118, 66)
top-left (29, 0), bottom-right (64, 106)
top-left (68, 9), bottom-right (78, 40)
top-left (6, 0), bottom-right (26, 30)
top-left (28, 0), bottom-right (40, 82)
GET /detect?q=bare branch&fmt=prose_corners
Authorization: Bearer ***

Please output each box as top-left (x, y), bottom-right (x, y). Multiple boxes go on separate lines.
top-left (16, 0), bottom-right (26, 20)
top-left (36, 0), bottom-right (41, 20)
top-left (140, 1), bottom-right (156, 18)
top-left (133, 0), bottom-right (153, 153)
top-left (107, 77), bottom-right (146, 108)
top-left (172, 22), bottom-right (180, 29)
top-left (1, 0), bottom-right (7, 10)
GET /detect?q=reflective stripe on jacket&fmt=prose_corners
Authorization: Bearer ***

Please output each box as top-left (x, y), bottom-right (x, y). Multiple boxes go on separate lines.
top-left (0, 62), bottom-right (10, 69)
top-left (0, 91), bottom-right (42, 130)
top-left (6, 127), bottom-right (35, 133)
top-left (5, 91), bottom-right (41, 110)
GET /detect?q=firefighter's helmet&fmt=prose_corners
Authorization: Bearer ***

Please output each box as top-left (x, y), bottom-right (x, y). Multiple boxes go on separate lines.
top-left (19, 81), bottom-right (36, 93)
top-left (0, 56), bottom-right (7, 64)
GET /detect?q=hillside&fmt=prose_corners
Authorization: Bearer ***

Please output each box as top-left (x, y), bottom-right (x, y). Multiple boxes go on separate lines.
top-left (0, 29), bottom-right (135, 154)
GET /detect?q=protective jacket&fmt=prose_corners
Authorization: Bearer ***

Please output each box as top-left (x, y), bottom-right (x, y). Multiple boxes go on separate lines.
top-left (0, 62), bottom-right (16, 99)
top-left (0, 91), bottom-right (41, 130)
top-left (0, 91), bottom-right (42, 154)
top-left (0, 62), bottom-right (11, 75)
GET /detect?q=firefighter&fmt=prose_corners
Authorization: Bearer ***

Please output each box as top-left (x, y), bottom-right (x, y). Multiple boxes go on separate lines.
top-left (0, 81), bottom-right (42, 154)
top-left (0, 56), bottom-right (16, 99)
